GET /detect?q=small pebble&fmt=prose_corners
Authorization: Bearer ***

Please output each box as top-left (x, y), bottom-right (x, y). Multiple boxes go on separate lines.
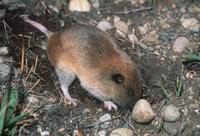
top-left (188, 4), bottom-right (200, 13)
top-left (139, 42), bottom-right (148, 49)
top-left (114, 0), bottom-right (123, 4)
top-left (0, 47), bottom-right (8, 55)
top-left (99, 113), bottom-right (111, 129)
top-left (69, 0), bottom-right (91, 12)
top-left (132, 99), bottom-right (155, 123)
top-left (138, 23), bottom-right (150, 35)
top-left (41, 131), bottom-right (49, 136)
top-left (128, 28), bottom-right (138, 45)
top-left (109, 128), bottom-right (134, 136)
top-left (59, 20), bottom-right (65, 27)
top-left (160, 19), bottom-right (171, 30)
top-left (144, 30), bottom-right (160, 44)
top-left (131, 0), bottom-right (146, 5)
top-left (97, 108), bottom-right (103, 112)
top-left (91, 0), bottom-right (100, 9)
top-left (113, 16), bottom-right (120, 24)
top-left (147, 47), bottom-right (154, 52)
top-left (151, 116), bottom-right (163, 131)
top-left (73, 130), bottom-right (78, 136)
top-left (98, 130), bottom-right (106, 136)
top-left (153, 50), bottom-right (160, 56)
top-left (180, 17), bottom-right (199, 30)
top-left (0, 62), bottom-right (11, 82)
top-left (27, 96), bottom-right (39, 105)
top-left (162, 104), bottom-right (180, 122)
top-left (173, 36), bottom-right (190, 53)
top-left (114, 21), bottom-right (128, 35)
top-left (97, 20), bottom-right (112, 32)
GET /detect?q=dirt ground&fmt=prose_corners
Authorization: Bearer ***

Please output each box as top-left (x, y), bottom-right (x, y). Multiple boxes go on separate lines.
top-left (0, 0), bottom-right (200, 135)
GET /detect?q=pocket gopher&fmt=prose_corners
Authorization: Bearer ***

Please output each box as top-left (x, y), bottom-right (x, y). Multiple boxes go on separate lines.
top-left (23, 17), bottom-right (142, 110)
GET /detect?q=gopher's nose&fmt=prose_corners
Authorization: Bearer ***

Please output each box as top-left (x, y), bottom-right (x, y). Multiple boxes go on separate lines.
top-left (118, 103), bottom-right (133, 113)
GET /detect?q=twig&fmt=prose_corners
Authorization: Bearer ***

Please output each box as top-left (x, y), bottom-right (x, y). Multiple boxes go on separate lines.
top-left (124, 117), bottom-right (140, 136)
top-left (22, 100), bottom-right (31, 115)
top-left (84, 116), bottom-right (121, 128)
top-left (3, 20), bottom-right (9, 44)
top-left (25, 57), bottom-right (28, 74)
top-left (19, 123), bottom-right (29, 136)
top-left (32, 105), bottom-right (46, 114)
top-left (33, 56), bottom-right (38, 73)
top-left (28, 79), bottom-right (41, 92)
top-left (103, 7), bottom-right (153, 15)
top-left (3, 19), bottom-right (12, 31)
top-left (25, 65), bottom-right (34, 81)
top-left (20, 36), bottom-right (25, 73)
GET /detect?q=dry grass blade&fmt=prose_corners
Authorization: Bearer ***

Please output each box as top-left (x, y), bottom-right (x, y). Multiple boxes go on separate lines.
top-left (33, 56), bottom-right (38, 73)
top-left (25, 57), bottom-right (28, 74)
top-left (124, 117), bottom-right (140, 136)
top-left (20, 36), bottom-right (25, 73)
top-left (24, 65), bottom-right (34, 81)
top-left (2, 20), bottom-right (10, 44)
top-left (160, 83), bottom-right (172, 102)
top-left (28, 79), bottom-right (41, 92)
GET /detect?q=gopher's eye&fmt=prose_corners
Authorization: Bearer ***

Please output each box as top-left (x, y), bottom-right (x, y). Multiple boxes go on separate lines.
top-left (111, 73), bottom-right (124, 84)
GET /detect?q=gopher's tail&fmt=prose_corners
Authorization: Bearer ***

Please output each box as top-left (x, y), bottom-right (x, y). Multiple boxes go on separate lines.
top-left (23, 16), bottom-right (53, 38)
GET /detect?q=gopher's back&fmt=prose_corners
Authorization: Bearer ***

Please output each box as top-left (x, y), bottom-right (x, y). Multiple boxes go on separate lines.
top-left (47, 25), bottom-right (127, 74)
top-left (47, 25), bottom-right (142, 109)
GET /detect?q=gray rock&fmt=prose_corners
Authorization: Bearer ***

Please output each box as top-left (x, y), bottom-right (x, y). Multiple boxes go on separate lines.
top-left (99, 113), bottom-right (111, 129)
top-left (109, 128), bottom-right (134, 136)
top-left (163, 122), bottom-right (178, 135)
top-left (173, 36), bottom-right (190, 53)
top-left (162, 104), bottom-right (180, 122)
top-left (0, 60), bottom-right (11, 82)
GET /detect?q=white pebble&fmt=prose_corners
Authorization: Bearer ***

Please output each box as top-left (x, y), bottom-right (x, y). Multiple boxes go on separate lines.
top-left (0, 47), bottom-right (8, 55)
top-left (69, 0), bottom-right (91, 12)
top-left (109, 128), bottom-right (134, 136)
top-left (98, 130), bottom-right (106, 136)
top-left (41, 131), bottom-right (49, 136)
top-left (97, 20), bottom-right (112, 32)
top-left (132, 99), bottom-right (155, 123)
